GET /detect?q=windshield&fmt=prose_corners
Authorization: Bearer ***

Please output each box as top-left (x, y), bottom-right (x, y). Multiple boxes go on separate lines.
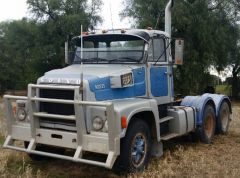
top-left (71, 34), bottom-right (145, 64)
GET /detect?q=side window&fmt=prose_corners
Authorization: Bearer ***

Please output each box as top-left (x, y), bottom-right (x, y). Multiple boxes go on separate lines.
top-left (148, 37), bottom-right (166, 62)
top-left (83, 41), bottom-right (95, 59)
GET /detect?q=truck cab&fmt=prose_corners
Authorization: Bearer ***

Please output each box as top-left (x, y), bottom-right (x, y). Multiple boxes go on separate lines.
top-left (3, 0), bottom-right (232, 174)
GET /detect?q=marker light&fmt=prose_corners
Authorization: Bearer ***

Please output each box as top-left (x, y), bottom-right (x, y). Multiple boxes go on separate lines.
top-left (102, 29), bottom-right (108, 33)
top-left (121, 116), bottom-right (127, 128)
top-left (82, 32), bottom-right (89, 36)
top-left (121, 29), bottom-right (126, 33)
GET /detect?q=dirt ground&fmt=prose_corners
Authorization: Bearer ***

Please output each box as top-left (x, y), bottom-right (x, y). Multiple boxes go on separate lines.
top-left (0, 99), bottom-right (240, 178)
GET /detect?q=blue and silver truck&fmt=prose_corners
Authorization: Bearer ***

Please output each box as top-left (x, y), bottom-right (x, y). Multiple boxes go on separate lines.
top-left (3, 0), bottom-right (231, 173)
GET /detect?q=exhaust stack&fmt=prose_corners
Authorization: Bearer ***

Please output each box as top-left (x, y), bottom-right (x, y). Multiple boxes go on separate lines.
top-left (165, 0), bottom-right (174, 37)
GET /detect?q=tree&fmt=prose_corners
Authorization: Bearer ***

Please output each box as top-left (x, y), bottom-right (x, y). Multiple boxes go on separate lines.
top-left (122, 0), bottom-right (239, 95)
top-left (0, 0), bottom-right (102, 94)
top-left (0, 19), bottom-right (39, 93)
top-left (210, 0), bottom-right (240, 98)
top-left (26, 0), bottom-right (103, 74)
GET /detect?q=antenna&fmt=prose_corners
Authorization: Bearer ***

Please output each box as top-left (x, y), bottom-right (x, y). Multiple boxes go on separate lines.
top-left (154, 11), bottom-right (161, 29)
top-left (81, 25), bottom-right (83, 60)
top-left (109, 1), bottom-right (114, 31)
top-left (80, 25), bottom-right (84, 98)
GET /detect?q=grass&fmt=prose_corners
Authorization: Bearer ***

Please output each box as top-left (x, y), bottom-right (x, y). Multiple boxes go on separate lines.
top-left (0, 99), bottom-right (240, 177)
top-left (216, 85), bottom-right (232, 96)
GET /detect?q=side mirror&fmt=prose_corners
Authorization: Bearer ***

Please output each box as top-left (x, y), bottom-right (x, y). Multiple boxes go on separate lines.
top-left (65, 41), bottom-right (69, 64)
top-left (175, 39), bottom-right (184, 65)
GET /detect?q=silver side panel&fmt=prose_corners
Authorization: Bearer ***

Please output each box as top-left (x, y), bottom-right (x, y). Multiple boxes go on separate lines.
top-left (168, 106), bottom-right (196, 135)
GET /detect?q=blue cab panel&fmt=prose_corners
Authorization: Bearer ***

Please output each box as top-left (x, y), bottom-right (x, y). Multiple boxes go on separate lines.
top-left (88, 67), bottom-right (146, 101)
top-left (150, 67), bottom-right (168, 97)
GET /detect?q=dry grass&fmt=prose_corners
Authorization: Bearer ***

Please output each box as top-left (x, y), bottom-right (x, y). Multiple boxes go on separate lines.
top-left (0, 100), bottom-right (240, 178)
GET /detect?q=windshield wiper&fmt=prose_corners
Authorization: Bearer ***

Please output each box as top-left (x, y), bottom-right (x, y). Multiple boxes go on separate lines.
top-left (88, 57), bottom-right (109, 63)
top-left (109, 57), bottom-right (140, 63)
top-left (73, 57), bottom-right (109, 63)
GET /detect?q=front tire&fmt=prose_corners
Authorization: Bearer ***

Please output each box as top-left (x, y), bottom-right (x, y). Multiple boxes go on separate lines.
top-left (217, 101), bottom-right (230, 134)
top-left (199, 104), bottom-right (216, 144)
top-left (114, 119), bottom-right (152, 173)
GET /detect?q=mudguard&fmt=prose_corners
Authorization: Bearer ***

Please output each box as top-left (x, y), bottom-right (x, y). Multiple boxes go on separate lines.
top-left (181, 94), bottom-right (215, 126)
top-left (181, 93), bottom-right (231, 126)
top-left (203, 93), bottom-right (232, 116)
top-left (112, 98), bottom-right (160, 140)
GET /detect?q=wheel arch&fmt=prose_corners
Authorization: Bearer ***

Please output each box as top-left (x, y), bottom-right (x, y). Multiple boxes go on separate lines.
top-left (113, 98), bottom-right (160, 141)
top-left (203, 94), bottom-right (232, 117)
top-left (181, 94), bottom-right (216, 126)
top-left (127, 111), bottom-right (159, 142)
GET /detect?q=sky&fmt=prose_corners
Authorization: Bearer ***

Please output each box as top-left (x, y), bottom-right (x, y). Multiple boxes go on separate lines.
top-left (0, 0), bottom-right (28, 22)
top-left (0, 0), bottom-right (130, 29)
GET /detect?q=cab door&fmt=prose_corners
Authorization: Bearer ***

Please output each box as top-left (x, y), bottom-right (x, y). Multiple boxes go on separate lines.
top-left (148, 35), bottom-right (172, 104)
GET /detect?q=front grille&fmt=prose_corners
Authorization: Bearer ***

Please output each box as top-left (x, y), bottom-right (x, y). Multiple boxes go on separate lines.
top-left (40, 89), bottom-right (75, 115)
top-left (39, 89), bottom-right (76, 131)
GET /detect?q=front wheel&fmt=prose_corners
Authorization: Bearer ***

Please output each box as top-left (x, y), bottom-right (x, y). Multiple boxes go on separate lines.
top-left (199, 104), bottom-right (216, 144)
top-left (114, 119), bottom-right (152, 173)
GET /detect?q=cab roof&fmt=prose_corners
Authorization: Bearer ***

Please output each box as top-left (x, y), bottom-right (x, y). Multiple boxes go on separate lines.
top-left (77, 29), bottom-right (170, 42)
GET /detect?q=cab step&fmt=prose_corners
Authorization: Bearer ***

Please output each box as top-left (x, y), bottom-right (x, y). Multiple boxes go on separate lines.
top-left (159, 116), bottom-right (174, 124)
top-left (161, 133), bottom-right (179, 141)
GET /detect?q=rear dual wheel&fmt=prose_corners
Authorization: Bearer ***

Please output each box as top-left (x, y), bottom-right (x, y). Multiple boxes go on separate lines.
top-left (199, 104), bottom-right (216, 144)
top-left (217, 101), bottom-right (231, 134)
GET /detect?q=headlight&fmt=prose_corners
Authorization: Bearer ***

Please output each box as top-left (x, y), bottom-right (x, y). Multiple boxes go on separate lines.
top-left (92, 117), bottom-right (104, 131)
top-left (16, 100), bottom-right (28, 122)
top-left (17, 108), bottom-right (27, 121)
top-left (121, 73), bottom-right (133, 87)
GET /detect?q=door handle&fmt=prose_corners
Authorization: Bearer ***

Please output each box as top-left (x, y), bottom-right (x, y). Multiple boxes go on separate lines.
top-left (164, 72), bottom-right (172, 76)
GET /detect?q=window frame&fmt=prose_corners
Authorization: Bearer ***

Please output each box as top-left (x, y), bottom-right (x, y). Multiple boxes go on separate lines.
top-left (148, 36), bottom-right (168, 65)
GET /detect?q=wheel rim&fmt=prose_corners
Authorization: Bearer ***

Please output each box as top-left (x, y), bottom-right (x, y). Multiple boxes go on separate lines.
top-left (221, 107), bottom-right (229, 131)
top-left (204, 113), bottom-right (214, 138)
top-left (131, 133), bottom-right (147, 168)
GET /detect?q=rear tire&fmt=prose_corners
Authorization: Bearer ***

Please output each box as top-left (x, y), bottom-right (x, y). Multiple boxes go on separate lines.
top-left (113, 119), bottom-right (152, 174)
top-left (217, 101), bottom-right (230, 134)
top-left (199, 104), bottom-right (216, 144)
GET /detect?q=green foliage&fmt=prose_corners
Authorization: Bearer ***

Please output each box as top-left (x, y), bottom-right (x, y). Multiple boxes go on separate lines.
top-left (173, 0), bottom-right (237, 94)
top-left (122, 0), bottom-right (240, 95)
top-left (121, 0), bottom-right (168, 29)
top-left (215, 85), bottom-right (232, 96)
top-left (0, 19), bottom-right (38, 92)
top-left (0, 0), bottom-right (102, 94)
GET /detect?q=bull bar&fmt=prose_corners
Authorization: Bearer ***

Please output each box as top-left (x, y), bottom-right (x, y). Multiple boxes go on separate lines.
top-left (3, 84), bottom-right (120, 168)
